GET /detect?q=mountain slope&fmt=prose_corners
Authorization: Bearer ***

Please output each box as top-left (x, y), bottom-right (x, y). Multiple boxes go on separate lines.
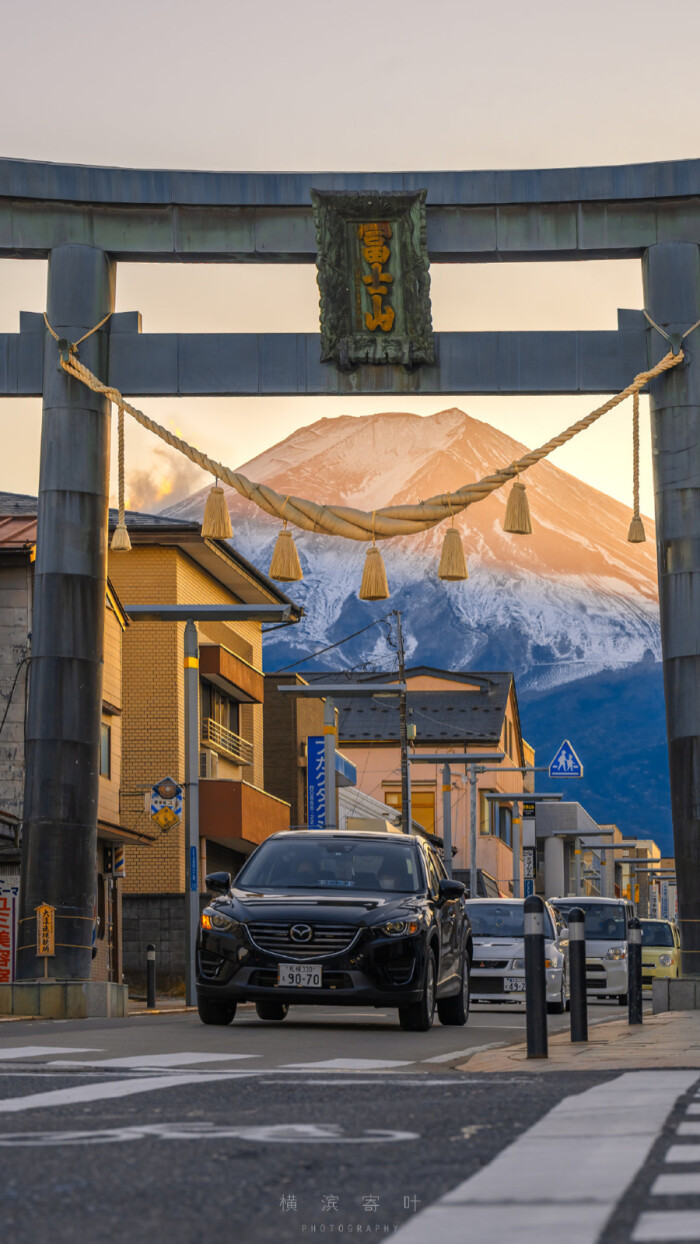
top-left (168, 407), bottom-right (670, 848)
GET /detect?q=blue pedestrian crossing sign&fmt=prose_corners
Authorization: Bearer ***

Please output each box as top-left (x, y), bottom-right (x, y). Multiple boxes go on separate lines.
top-left (549, 740), bottom-right (583, 779)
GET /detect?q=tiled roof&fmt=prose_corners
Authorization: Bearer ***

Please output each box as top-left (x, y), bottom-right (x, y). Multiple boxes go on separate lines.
top-left (333, 676), bottom-right (513, 745)
top-left (0, 514), bottom-right (37, 549)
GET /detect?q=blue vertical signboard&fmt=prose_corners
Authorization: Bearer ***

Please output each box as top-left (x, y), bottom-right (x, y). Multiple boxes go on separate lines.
top-left (189, 846), bottom-right (198, 892)
top-left (307, 736), bottom-right (326, 828)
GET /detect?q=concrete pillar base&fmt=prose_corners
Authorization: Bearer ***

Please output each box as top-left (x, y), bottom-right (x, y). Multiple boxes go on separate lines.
top-left (0, 981), bottom-right (128, 1019)
top-left (652, 978), bottom-right (700, 1013)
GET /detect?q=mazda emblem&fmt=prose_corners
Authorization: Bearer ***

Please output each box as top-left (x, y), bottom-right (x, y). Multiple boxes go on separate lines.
top-left (289, 924), bottom-right (313, 943)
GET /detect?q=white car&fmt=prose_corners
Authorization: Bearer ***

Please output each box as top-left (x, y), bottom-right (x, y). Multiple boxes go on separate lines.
top-left (549, 897), bottom-right (634, 1005)
top-left (465, 898), bottom-right (570, 1013)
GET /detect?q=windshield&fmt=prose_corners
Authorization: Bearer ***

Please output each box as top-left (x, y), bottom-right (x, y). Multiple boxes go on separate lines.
top-left (236, 837), bottom-right (422, 893)
top-left (641, 921), bottom-right (675, 948)
top-left (466, 901), bottom-right (554, 940)
top-left (554, 902), bottom-right (626, 941)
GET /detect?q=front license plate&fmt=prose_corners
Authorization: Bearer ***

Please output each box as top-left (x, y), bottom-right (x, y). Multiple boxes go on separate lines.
top-left (278, 964), bottom-right (322, 988)
top-left (504, 976), bottom-right (524, 993)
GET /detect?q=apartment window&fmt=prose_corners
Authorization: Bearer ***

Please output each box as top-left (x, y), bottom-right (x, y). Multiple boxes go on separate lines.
top-left (201, 682), bottom-right (240, 736)
top-left (384, 789), bottom-right (436, 835)
top-left (99, 723), bottom-right (111, 778)
top-left (497, 803), bottom-right (512, 848)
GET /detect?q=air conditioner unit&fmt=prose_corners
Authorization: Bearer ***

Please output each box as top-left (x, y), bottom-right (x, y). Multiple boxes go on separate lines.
top-left (199, 749), bottom-right (219, 779)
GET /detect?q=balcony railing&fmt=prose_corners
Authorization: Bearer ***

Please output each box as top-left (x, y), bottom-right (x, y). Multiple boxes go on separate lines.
top-left (201, 717), bottom-right (253, 766)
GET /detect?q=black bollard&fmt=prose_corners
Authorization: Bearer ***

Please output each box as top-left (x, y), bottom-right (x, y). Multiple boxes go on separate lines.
top-left (147, 943), bottom-right (156, 1010)
top-left (628, 916), bottom-right (643, 1025)
top-left (568, 906), bottom-right (588, 1043)
top-left (524, 895), bottom-right (548, 1059)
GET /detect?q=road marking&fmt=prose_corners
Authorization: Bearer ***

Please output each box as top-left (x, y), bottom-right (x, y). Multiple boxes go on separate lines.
top-left (0, 1070), bottom-right (244, 1114)
top-left (633, 1212), bottom-right (700, 1241)
top-left (422, 1042), bottom-right (506, 1063)
top-left (390, 1071), bottom-right (698, 1244)
top-left (0, 1121), bottom-right (419, 1146)
top-left (280, 1057), bottom-right (413, 1070)
top-left (47, 1052), bottom-right (257, 1070)
top-left (651, 1173), bottom-right (700, 1195)
top-left (0, 1046), bottom-right (99, 1060)
top-left (665, 1145), bottom-right (700, 1163)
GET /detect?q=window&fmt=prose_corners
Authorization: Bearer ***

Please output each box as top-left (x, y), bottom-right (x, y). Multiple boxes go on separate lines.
top-left (497, 804), bottom-right (512, 847)
top-left (99, 723), bottom-right (111, 778)
top-left (201, 682), bottom-right (240, 736)
top-left (480, 790), bottom-right (495, 834)
top-left (384, 789), bottom-right (435, 835)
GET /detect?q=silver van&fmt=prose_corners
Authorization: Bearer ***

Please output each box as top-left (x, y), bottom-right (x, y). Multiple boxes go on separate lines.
top-left (549, 896), bottom-right (635, 1004)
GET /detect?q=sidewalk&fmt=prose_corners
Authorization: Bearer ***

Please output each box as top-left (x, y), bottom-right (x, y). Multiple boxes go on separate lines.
top-left (460, 1010), bottom-right (700, 1072)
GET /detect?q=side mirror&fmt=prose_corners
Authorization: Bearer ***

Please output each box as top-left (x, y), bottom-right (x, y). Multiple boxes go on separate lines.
top-left (438, 878), bottom-right (466, 902)
top-left (206, 871), bottom-right (231, 894)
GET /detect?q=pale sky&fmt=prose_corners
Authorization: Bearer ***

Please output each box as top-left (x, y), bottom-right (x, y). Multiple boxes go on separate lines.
top-left (2, 0), bottom-right (700, 515)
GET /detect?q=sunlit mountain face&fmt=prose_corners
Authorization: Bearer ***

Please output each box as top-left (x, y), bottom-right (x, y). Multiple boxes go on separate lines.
top-left (167, 407), bottom-right (671, 849)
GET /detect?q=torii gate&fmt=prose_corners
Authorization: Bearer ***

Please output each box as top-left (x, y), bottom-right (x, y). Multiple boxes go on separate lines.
top-left (1, 156), bottom-right (699, 987)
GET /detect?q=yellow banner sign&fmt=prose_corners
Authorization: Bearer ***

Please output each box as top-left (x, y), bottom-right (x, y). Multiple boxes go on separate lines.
top-left (36, 904), bottom-right (55, 957)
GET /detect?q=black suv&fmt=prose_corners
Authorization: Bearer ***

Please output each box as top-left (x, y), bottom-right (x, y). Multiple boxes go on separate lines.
top-left (196, 830), bottom-right (472, 1031)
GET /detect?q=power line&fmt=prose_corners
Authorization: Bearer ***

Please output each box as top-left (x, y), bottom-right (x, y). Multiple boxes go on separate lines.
top-left (272, 611), bottom-right (394, 673)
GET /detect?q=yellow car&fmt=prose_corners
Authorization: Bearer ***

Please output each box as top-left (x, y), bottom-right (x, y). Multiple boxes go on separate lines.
top-left (641, 918), bottom-right (681, 989)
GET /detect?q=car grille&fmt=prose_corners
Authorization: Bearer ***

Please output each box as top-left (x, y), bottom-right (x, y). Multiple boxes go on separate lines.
top-left (198, 949), bottom-right (224, 979)
top-left (472, 976), bottom-right (506, 994)
top-left (250, 969), bottom-right (353, 990)
top-left (247, 922), bottom-right (360, 961)
top-left (473, 959), bottom-right (509, 971)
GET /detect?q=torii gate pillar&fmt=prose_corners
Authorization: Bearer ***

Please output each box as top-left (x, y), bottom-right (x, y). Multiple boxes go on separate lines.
top-left (16, 245), bottom-right (115, 984)
top-left (644, 242), bottom-right (700, 976)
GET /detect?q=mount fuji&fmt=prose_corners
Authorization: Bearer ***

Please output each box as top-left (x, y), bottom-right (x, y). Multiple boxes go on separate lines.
top-left (168, 408), bottom-right (671, 850)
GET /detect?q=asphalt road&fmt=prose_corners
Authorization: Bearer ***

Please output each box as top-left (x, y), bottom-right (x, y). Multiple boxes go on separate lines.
top-left (0, 999), bottom-right (679, 1244)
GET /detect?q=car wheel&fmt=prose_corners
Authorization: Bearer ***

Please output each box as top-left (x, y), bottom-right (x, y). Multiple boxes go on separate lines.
top-left (437, 953), bottom-right (470, 1027)
top-left (197, 996), bottom-right (236, 1026)
top-left (255, 1001), bottom-right (289, 1022)
top-left (618, 992), bottom-right (629, 1006)
top-left (547, 974), bottom-right (566, 1015)
top-left (399, 950), bottom-right (437, 1032)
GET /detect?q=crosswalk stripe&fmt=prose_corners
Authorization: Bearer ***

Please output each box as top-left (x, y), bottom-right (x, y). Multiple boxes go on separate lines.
top-left (676, 1122), bottom-right (700, 1136)
top-left (0, 1046), bottom-right (100, 1060)
top-left (280, 1058), bottom-right (413, 1071)
top-left (0, 1070), bottom-right (245, 1114)
top-left (47, 1052), bottom-right (258, 1069)
top-left (651, 1173), bottom-right (700, 1195)
top-left (422, 1043), bottom-right (506, 1063)
top-left (665, 1144), bottom-right (700, 1163)
top-left (632, 1210), bottom-right (700, 1241)
top-left (389, 1071), bottom-right (698, 1244)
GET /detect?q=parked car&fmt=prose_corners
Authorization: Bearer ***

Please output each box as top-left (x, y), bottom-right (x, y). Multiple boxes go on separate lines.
top-left (196, 830), bottom-right (472, 1032)
top-left (465, 898), bottom-right (570, 1013)
top-left (549, 896), bottom-right (634, 1005)
top-left (641, 918), bottom-right (681, 990)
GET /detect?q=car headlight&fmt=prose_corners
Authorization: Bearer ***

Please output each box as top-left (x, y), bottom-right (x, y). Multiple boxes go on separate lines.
top-left (658, 954), bottom-right (673, 967)
top-left (201, 910), bottom-right (239, 933)
top-left (511, 958), bottom-right (525, 970)
top-left (605, 947), bottom-right (627, 961)
top-left (379, 920), bottom-right (420, 936)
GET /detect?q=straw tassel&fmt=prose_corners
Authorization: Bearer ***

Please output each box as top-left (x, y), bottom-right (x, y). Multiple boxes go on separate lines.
top-left (201, 481), bottom-right (233, 540)
top-left (438, 527), bottom-right (468, 581)
top-left (269, 523), bottom-right (303, 581)
top-left (627, 393), bottom-right (646, 543)
top-left (359, 518), bottom-right (390, 600)
top-left (110, 405), bottom-right (131, 552)
top-left (503, 477), bottom-right (532, 535)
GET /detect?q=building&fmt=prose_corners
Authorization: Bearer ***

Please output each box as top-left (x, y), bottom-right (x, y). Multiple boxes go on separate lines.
top-left (311, 667), bottom-right (532, 894)
top-left (107, 510), bottom-right (301, 990)
top-left (0, 493), bottom-right (136, 987)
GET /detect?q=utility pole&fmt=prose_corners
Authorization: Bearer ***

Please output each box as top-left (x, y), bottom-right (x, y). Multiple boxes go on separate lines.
top-left (394, 611), bottom-right (410, 835)
top-left (183, 620), bottom-right (200, 1007)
